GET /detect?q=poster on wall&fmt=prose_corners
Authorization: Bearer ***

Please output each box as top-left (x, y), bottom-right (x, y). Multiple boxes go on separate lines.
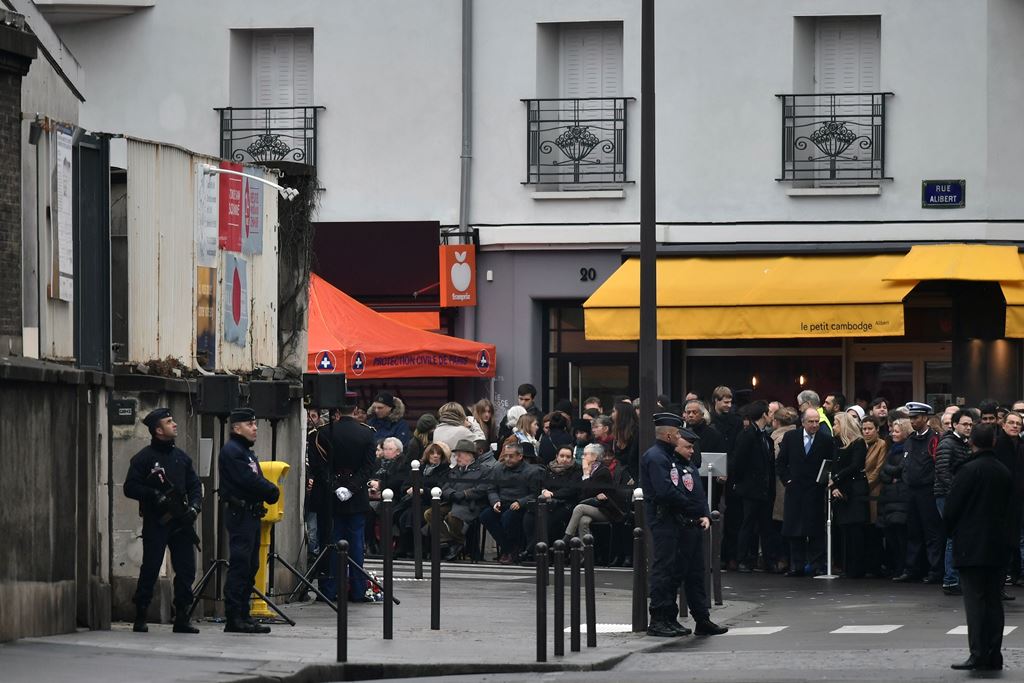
top-left (196, 266), bottom-right (217, 369)
top-left (195, 162), bottom-right (219, 267)
top-left (222, 253), bottom-right (248, 348)
top-left (241, 165), bottom-right (264, 255)
top-left (218, 161), bottom-right (243, 252)
top-left (54, 126), bottom-right (74, 302)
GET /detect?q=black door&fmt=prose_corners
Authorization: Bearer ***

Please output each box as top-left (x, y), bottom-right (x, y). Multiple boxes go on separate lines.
top-left (73, 134), bottom-right (110, 372)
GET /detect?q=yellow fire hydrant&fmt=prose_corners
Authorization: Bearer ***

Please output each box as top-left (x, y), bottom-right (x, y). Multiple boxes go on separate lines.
top-left (250, 461), bottom-right (289, 618)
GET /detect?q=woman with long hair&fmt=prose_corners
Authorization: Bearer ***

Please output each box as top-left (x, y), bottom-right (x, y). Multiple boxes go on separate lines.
top-left (830, 412), bottom-right (870, 578)
top-left (514, 413), bottom-right (540, 462)
top-left (470, 398), bottom-right (496, 443)
top-left (861, 416), bottom-right (889, 575)
top-left (611, 400), bottom-right (640, 477)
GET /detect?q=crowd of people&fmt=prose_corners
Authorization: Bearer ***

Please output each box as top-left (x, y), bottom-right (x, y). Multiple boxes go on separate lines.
top-left (303, 383), bottom-right (1024, 600)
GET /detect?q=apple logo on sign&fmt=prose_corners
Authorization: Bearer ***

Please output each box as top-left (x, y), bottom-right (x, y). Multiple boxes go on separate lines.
top-left (450, 251), bottom-right (472, 292)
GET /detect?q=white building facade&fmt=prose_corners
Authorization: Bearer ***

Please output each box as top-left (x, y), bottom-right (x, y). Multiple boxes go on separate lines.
top-left (41, 0), bottom-right (1024, 412)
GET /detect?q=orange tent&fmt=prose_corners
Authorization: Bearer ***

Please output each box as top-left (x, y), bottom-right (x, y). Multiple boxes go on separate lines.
top-left (306, 273), bottom-right (496, 379)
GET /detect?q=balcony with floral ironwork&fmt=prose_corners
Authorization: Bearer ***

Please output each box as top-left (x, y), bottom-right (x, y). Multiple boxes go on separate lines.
top-left (215, 106), bottom-right (325, 175)
top-left (522, 97), bottom-right (634, 187)
top-left (776, 93), bottom-right (893, 183)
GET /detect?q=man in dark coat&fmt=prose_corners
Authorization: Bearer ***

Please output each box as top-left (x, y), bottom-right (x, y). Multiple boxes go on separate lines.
top-left (480, 441), bottom-right (542, 563)
top-left (995, 411), bottom-right (1023, 584)
top-left (218, 408), bottom-right (281, 634)
top-left (682, 399), bottom-right (726, 471)
top-left (733, 401), bottom-right (775, 572)
top-left (124, 408), bottom-right (202, 634)
top-left (934, 409), bottom-right (973, 594)
top-left (945, 423), bottom-right (1013, 671)
top-left (894, 401), bottom-right (943, 583)
top-left (317, 395), bottom-right (378, 602)
top-left (640, 413), bottom-right (727, 637)
top-left (777, 407), bottom-right (836, 576)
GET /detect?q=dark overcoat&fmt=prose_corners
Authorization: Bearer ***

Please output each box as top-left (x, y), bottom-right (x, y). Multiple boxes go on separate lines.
top-left (776, 427), bottom-right (835, 537)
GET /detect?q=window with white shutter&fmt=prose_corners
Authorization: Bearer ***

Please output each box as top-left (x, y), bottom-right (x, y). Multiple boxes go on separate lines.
top-left (554, 23), bottom-right (624, 186)
top-left (252, 31), bottom-right (314, 107)
top-left (815, 17), bottom-right (879, 94)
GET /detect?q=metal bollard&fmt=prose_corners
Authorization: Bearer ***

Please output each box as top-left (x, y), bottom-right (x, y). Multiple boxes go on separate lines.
top-left (632, 527), bottom-right (647, 631)
top-left (569, 536), bottom-right (582, 652)
top-left (430, 487), bottom-right (442, 630)
top-left (336, 541), bottom-right (348, 663)
top-left (582, 533), bottom-right (597, 648)
top-left (410, 460), bottom-right (423, 580)
top-left (382, 489), bottom-right (394, 640)
top-left (703, 514), bottom-right (713, 613)
top-left (631, 488), bottom-right (647, 633)
top-left (536, 496), bottom-right (548, 586)
top-left (553, 539), bottom-right (566, 657)
top-left (711, 510), bottom-right (723, 606)
top-left (536, 541), bottom-right (548, 663)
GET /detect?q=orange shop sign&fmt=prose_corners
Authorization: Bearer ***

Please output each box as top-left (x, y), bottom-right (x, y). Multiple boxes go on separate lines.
top-left (439, 245), bottom-right (477, 307)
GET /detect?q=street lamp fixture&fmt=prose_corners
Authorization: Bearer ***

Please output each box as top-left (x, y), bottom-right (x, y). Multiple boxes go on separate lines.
top-left (200, 163), bottom-right (300, 201)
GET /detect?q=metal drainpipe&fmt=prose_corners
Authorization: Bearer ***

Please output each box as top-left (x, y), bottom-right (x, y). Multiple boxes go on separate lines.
top-left (458, 0), bottom-right (476, 341)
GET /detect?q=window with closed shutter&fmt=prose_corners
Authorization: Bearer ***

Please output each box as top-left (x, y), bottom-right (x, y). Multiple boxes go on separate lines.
top-left (251, 31), bottom-right (314, 136)
top-left (812, 17), bottom-right (881, 183)
top-left (555, 23), bottom-right (623, 187)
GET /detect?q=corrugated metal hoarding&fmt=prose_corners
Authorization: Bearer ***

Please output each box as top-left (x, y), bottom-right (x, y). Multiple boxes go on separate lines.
top-left (125, 138), bottom-right (279, 370)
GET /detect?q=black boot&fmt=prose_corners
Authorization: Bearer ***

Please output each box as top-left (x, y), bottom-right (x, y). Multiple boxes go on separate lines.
top-left (224, 613), bottom-right (257, 633)
top-left (132, 606), bottom-right (148, 633)
top-left (243, 615), bottom-right (271, 634)
top-left (694, 619), bottom-right (728, 636)
top-left (647, 619), bottom-right (682, 637)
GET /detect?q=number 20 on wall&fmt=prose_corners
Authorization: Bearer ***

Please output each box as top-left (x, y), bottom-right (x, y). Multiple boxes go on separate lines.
top-left (579, 267), bottom-right (597, 282)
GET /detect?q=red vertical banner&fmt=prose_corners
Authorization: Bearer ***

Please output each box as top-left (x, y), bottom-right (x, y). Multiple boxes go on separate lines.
top-left (218, 161), bottom-right (243, 252)
top-left (439, 245), bottom-right (477, 307)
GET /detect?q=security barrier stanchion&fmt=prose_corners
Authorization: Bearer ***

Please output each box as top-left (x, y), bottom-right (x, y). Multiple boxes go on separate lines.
top-left (430, 486), bottom-right (442, 630)
top-left (336, 541), bottom-right (348, 663)
top-left (536, 541), bottom-right (548, 663)
top-left (410, 460), bottom-right (423, 580)
top-left (711, 510), bottom-right (723, 606)
top-left (382, 488), bottom-right (394, 640)
top-left (570, 537), bottom-right (582, 652)
top-left (632, 527), bottom-right (646, 631)
top-left (553, 539), bottom-right (566, 657)
top-left (535, 496), bottom-right (548, 585)
top-left (582, 533), bottom-right (597, 648)
top-left (703, 518), bottom-right (712, 613)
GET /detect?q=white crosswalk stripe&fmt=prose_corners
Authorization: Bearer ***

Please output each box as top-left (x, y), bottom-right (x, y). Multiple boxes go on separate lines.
top-left (723, 626), bottom-right (789, 636)
top-left (947, 625), bottom-right (1017, 636)
top-left (830, 625), bottom-right (902, 634)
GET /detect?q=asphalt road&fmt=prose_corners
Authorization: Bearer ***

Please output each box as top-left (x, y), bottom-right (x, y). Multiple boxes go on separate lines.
top-left (362, 571), bottom-right (1024, 683)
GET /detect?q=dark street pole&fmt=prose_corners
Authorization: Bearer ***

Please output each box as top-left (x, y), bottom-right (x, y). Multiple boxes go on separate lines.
top-left (639, 0), bottom-right (658, 452)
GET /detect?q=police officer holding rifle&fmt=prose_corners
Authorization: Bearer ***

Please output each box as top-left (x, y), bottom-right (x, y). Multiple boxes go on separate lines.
top-left (124, 408), bottom-right (202, 634)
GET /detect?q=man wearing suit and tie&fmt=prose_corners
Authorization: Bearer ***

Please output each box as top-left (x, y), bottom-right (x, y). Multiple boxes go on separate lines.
top-left (777, 407), bottom-right (837, 576)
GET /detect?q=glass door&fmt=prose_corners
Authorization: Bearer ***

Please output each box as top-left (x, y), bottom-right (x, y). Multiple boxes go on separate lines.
top-left (558, 355), bottom-right (637, 415)
top-left (847, 343), bottom-right (952, 410)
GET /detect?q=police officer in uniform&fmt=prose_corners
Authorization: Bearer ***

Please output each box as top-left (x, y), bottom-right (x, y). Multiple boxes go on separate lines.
top-left (124, 408), bottom-right (203, 634)
top-left (317, 393), bottom-right (377, 602)
top-left (218, 407), bottom-right (280, 633)
top-left (640, 413), bottom-right (728, 637)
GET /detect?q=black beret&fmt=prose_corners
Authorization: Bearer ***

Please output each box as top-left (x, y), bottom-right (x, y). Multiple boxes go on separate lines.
top-left (677, 427), bottom-right (701, 443)
top-left (374, 391), bottom-right (395, 408)
top-left (143, 407), bottom-right (172, 430)
top-left (652, 412), bottom-right (684, 429)
top-left (229, 407), bottom-right (257, 423)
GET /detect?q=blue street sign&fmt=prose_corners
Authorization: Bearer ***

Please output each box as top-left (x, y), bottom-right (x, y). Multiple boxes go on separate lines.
top-left (922, 179), bottom-right (965, 209)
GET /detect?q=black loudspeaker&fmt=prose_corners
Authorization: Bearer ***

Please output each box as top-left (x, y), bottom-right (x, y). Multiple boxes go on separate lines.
top-left (250, 380), bottom-right (292, 420)
top-left (197, 374), bottom-right (239, 416)
top-left (302, 373), bottom-right (348, 408)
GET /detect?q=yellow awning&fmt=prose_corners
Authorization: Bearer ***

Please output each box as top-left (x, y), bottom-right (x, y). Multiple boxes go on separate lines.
top-left (1001, 257), bottom-right (1024, 337)
top-left (884, 244), bottom-right (1024, 281)
top-left (584, 254), bottom-right (916, 340)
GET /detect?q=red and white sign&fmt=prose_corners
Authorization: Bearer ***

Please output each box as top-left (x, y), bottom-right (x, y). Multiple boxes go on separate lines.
top-left (218, 161), bottom-right (243, 252)
top-left (439, 245), bottom-right (477, 307)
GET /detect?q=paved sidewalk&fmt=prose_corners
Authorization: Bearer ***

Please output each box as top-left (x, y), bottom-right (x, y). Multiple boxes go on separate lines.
top-left (2, 562), bottom-right (755, 683)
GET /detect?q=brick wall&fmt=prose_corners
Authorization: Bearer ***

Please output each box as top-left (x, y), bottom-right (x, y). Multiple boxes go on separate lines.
top-left (0, 69), bottom-right (21, 338)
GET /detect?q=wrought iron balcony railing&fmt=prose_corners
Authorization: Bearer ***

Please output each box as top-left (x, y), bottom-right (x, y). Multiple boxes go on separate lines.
top-left (777, 93), bottom-right (893, 182)
top-left (215, 106), bottom-right (325, 169)
top-left (523, 97), bottom-right (634, 186)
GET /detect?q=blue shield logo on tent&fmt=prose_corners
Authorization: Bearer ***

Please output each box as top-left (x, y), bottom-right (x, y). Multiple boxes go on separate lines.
top-left (352, 350), bottom-right (366, 376)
